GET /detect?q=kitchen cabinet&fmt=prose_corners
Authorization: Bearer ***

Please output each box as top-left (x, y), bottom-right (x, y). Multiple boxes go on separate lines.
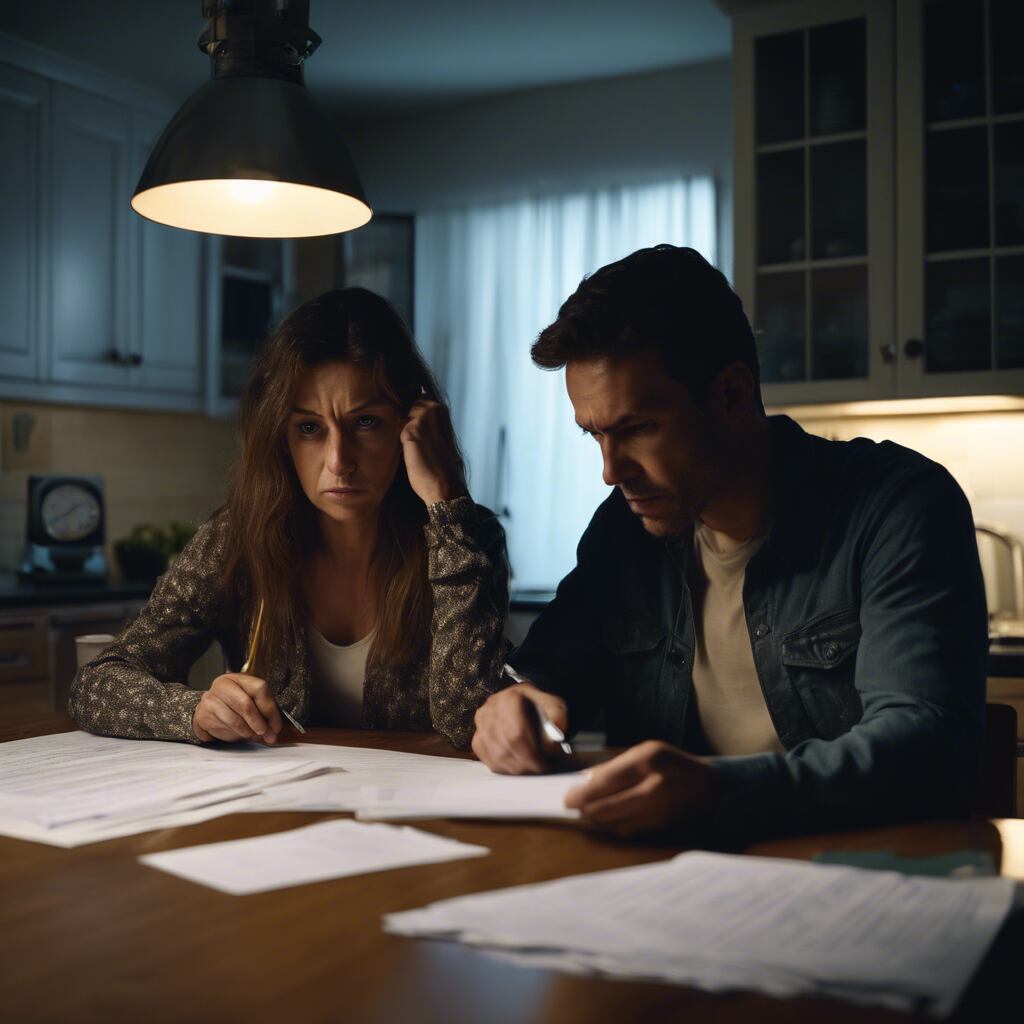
top-left (0, 63), bottom-right (48, 383)
top-left (205, 234), bottom-right (295, 417)
top-left (895, 0), bottom-right (1024, 398)
top-left (130, 109), bottom-right (202, 397)
top-left (0, 37), bottom-right (203, 412)
top-left (729, 0), bottom-right (1024, 404)
top-left (49, 82), bottom-right (135, 390)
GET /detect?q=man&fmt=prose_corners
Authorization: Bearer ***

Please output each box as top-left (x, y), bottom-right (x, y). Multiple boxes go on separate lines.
top-left (472, 245), bottom-right (987, 842)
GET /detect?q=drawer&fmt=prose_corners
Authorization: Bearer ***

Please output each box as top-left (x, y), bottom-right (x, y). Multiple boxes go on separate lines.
top-left (0, 614), bottom-right (49, 683)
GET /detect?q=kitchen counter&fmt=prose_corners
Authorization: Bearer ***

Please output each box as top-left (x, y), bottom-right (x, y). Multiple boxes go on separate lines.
top-left (989, 643), bottom-right (1024, 679)
top-left (0, 574), bottom-right (154, 610)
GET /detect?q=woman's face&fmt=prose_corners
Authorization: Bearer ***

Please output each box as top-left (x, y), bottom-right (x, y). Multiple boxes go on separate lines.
top-left (287, 361), bottom-right (405, 526)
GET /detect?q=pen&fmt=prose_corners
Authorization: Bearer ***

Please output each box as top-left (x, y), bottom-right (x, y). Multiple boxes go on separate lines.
top-left (241, 600), bottom-right (306, 735)
top-left (503, 662), bottom-right (573, 756)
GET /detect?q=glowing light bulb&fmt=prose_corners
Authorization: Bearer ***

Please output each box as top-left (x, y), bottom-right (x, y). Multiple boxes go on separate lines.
top-left (230, 180), bottom-right (274, 205)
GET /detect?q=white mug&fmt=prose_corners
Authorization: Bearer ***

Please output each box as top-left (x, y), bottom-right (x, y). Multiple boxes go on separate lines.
top-left (75, 633), bottom-right (116, 670)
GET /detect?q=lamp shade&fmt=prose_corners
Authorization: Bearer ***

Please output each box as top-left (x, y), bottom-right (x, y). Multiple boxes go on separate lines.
top-left (131, 75), bottom-right (372, 237)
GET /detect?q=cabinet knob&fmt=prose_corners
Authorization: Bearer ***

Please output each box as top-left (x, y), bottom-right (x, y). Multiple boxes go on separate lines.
top-left (904, 338), bottom-right (925, 359)
top-left (107, 349), bottom-right (126, 365)
top-left (128, 353), bottom-right (142, 367)
top-left (879, 343), bottom-right (896, 365)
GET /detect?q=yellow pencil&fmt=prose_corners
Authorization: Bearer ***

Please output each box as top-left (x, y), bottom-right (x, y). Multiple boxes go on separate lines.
top-left (241, 599), bottom-right (305, 734)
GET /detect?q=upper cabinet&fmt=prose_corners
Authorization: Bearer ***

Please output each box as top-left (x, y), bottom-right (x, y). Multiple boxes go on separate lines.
top-left (130, 109), bottom-right (202, 397)
top-left (731, 0), bottom-right (1024, 404)
top-left (0, 36), bottom-right (203, 412)
top-left (204, 235), bottom-right (295, 417)
top-left (50, 83), bottom-right (134, 389)
top-left (0, 64), bottom-right (48, 383)
top-left (896, 0), bottom-right (1024, 397)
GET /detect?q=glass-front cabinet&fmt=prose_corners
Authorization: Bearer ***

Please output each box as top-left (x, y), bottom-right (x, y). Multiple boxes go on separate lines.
top-left (734, 0), bottom-right (895, 404)
top-left (204, 236), bottom-right (296, 417)
top-left (731, 0), bottom-right (1024, 404)
top-left (897, 0), bottom-right (1024, 396)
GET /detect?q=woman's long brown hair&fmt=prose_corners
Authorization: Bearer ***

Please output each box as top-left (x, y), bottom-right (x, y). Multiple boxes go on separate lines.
top-left (220, 287), bottom-right (464, 674)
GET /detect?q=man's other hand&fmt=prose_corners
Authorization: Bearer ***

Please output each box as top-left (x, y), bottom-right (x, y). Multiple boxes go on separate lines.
top-left (564, 740), bottom-right (717, 835)
top-left (471, 682), bottom-right (569, 774)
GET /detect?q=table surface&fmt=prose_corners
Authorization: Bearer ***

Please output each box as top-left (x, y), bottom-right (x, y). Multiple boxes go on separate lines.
top-left (1, 714), bottom-right (1021, 1024)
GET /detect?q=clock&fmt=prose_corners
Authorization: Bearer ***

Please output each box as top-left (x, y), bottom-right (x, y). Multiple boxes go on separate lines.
top-left (19, 475), bottom-right (108, 583)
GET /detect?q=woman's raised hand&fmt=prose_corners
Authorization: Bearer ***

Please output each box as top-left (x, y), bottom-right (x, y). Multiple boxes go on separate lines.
top-left (192, 673), bottom-right (285, 744)
top-left (400, 399), bottom-right (467, 506)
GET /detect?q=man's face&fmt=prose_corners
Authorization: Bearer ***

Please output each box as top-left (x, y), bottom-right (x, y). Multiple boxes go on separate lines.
top-left (566, 351), bottom-right (727, 537)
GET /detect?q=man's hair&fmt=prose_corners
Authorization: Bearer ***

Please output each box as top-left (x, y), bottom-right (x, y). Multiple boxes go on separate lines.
top-left (532, 245), bottom-right (763, 411)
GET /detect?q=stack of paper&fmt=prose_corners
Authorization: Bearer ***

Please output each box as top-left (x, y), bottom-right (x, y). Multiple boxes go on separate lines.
top-left (0, 732), bottom-right (583, 847)
top-left (0, 731), bottom-right (327, 846)
top-left (140, 819), bottom-right (489, 894)
top-left (384, 851), bottom-right (1016, 1016)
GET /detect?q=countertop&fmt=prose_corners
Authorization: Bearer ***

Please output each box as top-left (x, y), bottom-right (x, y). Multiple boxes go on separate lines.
top-left (0, 574), bottom-right (154, 610)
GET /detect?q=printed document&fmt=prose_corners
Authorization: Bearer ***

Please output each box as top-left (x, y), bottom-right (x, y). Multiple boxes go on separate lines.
top-left (140, 819), bottom-right (488, 894)
top-left (384, 850), bottom-right (1015, 1016)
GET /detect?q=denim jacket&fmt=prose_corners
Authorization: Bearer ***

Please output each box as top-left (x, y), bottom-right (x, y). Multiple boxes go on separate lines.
top-left (508, 416), bottom-right (988, 841)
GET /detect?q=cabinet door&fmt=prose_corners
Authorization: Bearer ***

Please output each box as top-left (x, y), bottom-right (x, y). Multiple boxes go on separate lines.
top-left (50, 83), bottom-right (132, 387)
top-left (0, 65), bottom-right (48, 382)
top-left (129, 109), bottom-right (201, 396)
top-left (897, 0), bottom-right (1024, 398)
top-left (734, 0), bottom-right (896, 406)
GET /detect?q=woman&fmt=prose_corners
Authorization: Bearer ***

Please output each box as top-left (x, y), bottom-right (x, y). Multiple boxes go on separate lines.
top-left (69, 288), bottom-right (509, 749)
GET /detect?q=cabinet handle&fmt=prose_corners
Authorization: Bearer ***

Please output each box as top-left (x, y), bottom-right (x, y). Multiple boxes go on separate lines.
top-left (107, 351), bottom-right (142, 367)
top-left (879, 344), bottom-right (896, 365)
top-left (904, 338), bottom-right (925, 359)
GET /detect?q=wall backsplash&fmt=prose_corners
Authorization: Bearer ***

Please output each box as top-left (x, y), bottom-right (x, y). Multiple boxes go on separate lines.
top-left (1, 399), bottom-right (1021, 611)
top-left (0, 401), bottom-right (237, 575)
top-left (790, 408), bottom-right (1024, 617)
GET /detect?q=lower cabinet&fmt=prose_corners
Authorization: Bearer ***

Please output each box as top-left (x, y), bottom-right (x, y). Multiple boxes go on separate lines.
top-left (0, 602), bottom-right (225, 715)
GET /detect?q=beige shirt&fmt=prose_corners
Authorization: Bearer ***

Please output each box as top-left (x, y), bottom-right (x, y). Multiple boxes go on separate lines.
top-left (690, 523), bottom-right (784, 756)
top-left (307, 625), bottom-right (376, 728)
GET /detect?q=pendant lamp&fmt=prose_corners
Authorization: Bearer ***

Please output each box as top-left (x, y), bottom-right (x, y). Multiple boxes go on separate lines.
top-left (131, 0), bottom-right (371, 238)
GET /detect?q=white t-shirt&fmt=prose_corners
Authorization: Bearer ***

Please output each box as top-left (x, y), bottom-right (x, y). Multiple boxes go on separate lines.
top-left (307, 624), bottom-right (376, 728)
top-left (690, 523), bottom-right (784, 756)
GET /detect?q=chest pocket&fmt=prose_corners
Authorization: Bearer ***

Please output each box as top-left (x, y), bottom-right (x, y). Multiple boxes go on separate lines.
top-left (601, 618), bottom-right (668, 744)
top-left (781, 608), bottom-right (862, 739)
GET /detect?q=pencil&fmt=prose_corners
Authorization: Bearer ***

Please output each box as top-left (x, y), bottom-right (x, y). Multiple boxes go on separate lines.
top-left (241, 600), bottom-right (305, 734)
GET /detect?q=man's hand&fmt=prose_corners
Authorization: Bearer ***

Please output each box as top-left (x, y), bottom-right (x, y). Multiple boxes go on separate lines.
top-left (192, 673), bottom-right (285, 744)
top-left (471, 682), bottom-right (569, 774)
top-left (564, 741), bottom-right (717, 835)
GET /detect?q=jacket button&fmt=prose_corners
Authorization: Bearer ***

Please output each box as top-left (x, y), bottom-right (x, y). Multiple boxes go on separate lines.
top-left (754, 623), bottom-right (770, 640)
top-left (824, 641), bottom-right (840, 661)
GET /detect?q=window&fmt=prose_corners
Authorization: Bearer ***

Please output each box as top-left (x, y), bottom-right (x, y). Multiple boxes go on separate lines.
top-left (415, 179), bottom-right (717, 592)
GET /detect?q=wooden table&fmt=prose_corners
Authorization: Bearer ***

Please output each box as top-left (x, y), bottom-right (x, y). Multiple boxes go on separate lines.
top-left (1, 715), bottom-right (1021, 1024)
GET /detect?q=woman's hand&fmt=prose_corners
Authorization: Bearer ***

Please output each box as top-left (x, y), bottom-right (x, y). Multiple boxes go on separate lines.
top-left (192, 673), bottom-right (284, 744)
top-left (400, 399), bottom-right (467, 506)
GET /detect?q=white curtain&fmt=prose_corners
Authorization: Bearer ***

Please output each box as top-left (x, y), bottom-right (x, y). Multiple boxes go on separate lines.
top-left (415, 179), bottom-right (717, 592)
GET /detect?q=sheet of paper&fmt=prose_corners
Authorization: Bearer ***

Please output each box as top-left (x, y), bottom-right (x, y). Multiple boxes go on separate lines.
top-left (354, 770), bottom-right (585, 821)
top-left (139, 819), bottom-right (489, 895)
top-left (384, 851), bottom-right (1015, 1016)
top-left (236, 743), bottom-right (584, 820)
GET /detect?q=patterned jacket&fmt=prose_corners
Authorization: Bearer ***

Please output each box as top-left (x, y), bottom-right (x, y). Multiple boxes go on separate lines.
top-left (69, 497), bottom-right (509, 750)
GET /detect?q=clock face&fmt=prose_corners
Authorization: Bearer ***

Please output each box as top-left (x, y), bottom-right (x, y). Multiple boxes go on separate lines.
top-left (40, 484), bottom-right (101, 542)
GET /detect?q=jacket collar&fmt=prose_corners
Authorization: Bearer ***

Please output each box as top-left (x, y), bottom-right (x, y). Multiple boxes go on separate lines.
top-left (759, 415), bottom-right (826, 570)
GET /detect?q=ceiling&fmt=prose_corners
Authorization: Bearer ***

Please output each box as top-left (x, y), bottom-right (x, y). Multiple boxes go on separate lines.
top-left (1, 0), bottom-right (731, 118)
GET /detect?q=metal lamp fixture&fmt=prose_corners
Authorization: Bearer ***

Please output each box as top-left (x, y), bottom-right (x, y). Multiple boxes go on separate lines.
top-left (131, 0), bottom-right (371, 238)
